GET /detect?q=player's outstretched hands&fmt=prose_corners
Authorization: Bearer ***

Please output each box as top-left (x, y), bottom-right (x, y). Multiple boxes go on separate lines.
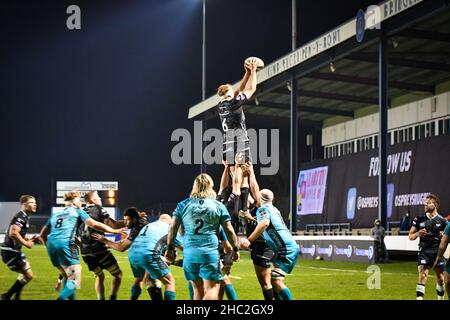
top-left (244, 61), bottom-right (251, 71)
top-left (244, 161), bottom-right (254, 173)
top-left (418, 228), bottom-right (427, 237)
top-left (248, 59), bottom-right (258, 72)
top-left (235, 152), bottom-right (244, 166)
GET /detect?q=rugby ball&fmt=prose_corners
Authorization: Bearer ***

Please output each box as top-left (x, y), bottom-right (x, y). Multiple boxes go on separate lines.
top-left (245, 56), bottom-right (264, 70)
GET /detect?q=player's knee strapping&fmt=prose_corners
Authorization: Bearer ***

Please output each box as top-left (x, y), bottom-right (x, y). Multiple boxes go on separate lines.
top-left (63, 264), bottom-right (82, 288)
top-left (107, 264), bottom-right (122, 278)
top-left (271, 267), bottom-right (286, 280)
top-left (17, 273), bottom-right (31, 284)
top-left (93, 267), bottom-right (104, 278)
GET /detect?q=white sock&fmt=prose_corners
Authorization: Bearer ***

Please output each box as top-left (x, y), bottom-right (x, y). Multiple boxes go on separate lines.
top-left (416, 284), bottom-right (425, 300)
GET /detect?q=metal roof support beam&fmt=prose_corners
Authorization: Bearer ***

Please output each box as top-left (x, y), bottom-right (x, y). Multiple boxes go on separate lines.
top-left (307, 72), bottom-right (434, 93)
top-left (290, 0), bottom-right (298, 234)
top-left (290, 76), bottom-right (298, 234)
top-left (297, 89), bottom-right (379, 105)
top-left (347, 53), bottom-right (450, 72)
top-left (273, 87), bottom-right (378, 104)
top-left (249, 101), bottom-right (354, 117)
top-left (378, 35), bottom-right (388, 231)
top-left (396, 29), bottom-right (450, 43)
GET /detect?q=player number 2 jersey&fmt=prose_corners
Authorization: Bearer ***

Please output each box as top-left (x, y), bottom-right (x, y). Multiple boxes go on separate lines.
top-left (174, 197), bottom-right (231, 263)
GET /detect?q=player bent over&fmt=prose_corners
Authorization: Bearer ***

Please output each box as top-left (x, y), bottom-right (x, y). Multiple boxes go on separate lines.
top-left (165, 173), bottom-right (240, 300)
top-left (241, 163), bottom-right (299, 300)
top-left (40, 191), bottom-right (124, 300)
top-left (1, 195), bottom-right (39, 300)
top-left (409, 194), bottom-right (447, 300)
top-left (93, 209), bottom-right (182, 300)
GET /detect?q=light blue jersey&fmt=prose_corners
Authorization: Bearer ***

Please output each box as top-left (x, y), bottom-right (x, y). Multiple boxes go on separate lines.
top-left (46, 206), bottom-right (90, 267)
top-left (174, 197), bottom-right (230, 263)
top-left (129, 220), bottom-right (182, 256)
top-left (256, 204), bottom-right (299, 273)
top-left (128, 220), bottom-right (182, 280)
top-left (47, 207), bottom-right (90, 245)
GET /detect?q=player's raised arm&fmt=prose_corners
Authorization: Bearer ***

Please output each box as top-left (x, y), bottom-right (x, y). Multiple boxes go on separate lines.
top-left (165, 216), bottom-right (182, 264)
top-left (234, 62), bottom-right (251, 96)
top-left (246, 162), bottom-right (261, 207)
top-left (241, 60), bottom-right (258, 99)
top-left (218, 160), bottom-right (230, 196)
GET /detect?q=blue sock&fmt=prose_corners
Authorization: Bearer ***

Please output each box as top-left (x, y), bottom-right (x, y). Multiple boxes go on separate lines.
top-left (58, 280), bottom-right (76, 300)
top-left (164, 290), bottom-right (176, 300)
top-left (68, 293), bottom-right (76, 300)
top-left (279, 288), bottom-right (293, 300)
top-left (188, 282), bottom-right (194, 300)
top-left (131, 284), bottom-right (141, 300)
top-left (224, 284), bottom-right (238, 300)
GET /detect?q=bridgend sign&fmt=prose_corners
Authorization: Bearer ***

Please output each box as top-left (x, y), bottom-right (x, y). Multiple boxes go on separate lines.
top-left (188, 0), bottom-right (423, 119)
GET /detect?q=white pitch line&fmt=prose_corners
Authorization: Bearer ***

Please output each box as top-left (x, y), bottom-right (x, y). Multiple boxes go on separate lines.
top-left (304, 266), bottom-right (411, 276)
top-left (229, 275), bottom-right (242, 280)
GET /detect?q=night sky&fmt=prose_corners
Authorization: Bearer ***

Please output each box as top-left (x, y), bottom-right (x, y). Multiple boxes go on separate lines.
top-left (0, 0), bottom-right (378, 216)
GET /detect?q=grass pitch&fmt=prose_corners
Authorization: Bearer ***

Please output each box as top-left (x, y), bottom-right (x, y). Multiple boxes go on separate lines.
top-left (0, 245), bottom-right (445, 300)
